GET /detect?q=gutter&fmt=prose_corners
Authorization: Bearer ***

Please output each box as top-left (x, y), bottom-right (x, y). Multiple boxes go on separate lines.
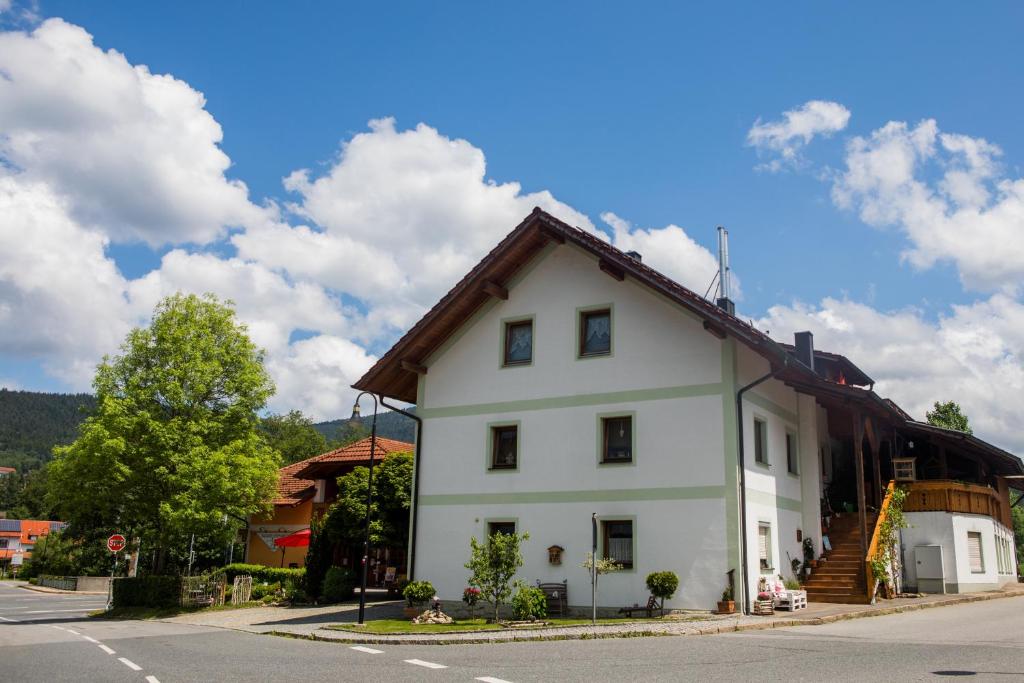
top-left (379, 395), bottom-right (423, 581)
top-left (735, 357), bottom-right (788, 615)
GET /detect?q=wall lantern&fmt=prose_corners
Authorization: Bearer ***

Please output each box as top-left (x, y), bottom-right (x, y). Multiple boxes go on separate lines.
top-left (547, 545), bottom-right (564, 565)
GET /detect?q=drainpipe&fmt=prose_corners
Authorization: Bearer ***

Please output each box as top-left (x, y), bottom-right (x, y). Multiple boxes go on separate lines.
top-left (735, 357), bottom-right (788, 614)
top-left (379, 395), bottom-right (423, 581)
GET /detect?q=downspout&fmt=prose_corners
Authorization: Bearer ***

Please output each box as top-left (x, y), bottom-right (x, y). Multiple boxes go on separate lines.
top-left (735, 356), bottom-right (789, 614)
top-left (379, 395), bottom-right (423, 581)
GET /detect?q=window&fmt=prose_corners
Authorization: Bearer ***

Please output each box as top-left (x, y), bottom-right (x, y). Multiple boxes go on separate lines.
top-left (754, 418), bottom-right (768, 466)
top-left (967, 531), bottom-right (984, 573)
top-left (488, 521), bottom-right (516, 538)
top-left (786, 432), bottom-right (798, 475)
top-left (893, 458), bottom-right (916, 481)
top-left (757, 524), bottom-right (770, 573)
top-left (0, 539), bottom-right (7, 549)
top-left (601, 415), bottom-right (633, 463)
top-left (602, 520), bottom-right (633, 569)
top-left (490, 425), bottom-right (518, 469)
top-left (503, 319), bottom-right (533, 366)
top-left (579, 308), bottom-right (611, 357)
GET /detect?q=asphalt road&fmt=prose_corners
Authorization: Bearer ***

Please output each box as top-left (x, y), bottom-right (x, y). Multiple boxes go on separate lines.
top-left (3, 581), bottom-right (1023, 682)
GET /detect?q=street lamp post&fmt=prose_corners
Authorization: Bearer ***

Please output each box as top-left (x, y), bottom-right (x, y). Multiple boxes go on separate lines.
top-left (351, 391), bottom-right (379, 625)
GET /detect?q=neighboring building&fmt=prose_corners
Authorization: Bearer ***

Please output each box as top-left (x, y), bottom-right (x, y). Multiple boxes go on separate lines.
top-left (0, 519), bottom-right (67, 573)
top-left (245, 436), bottom-right (414, 570)
top-left (0, 466), bottom-right (15, 478)
top-left (353, 208), bottom-right (1022, 612)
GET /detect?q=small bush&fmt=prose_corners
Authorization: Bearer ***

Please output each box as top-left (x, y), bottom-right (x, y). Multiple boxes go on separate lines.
top-left (221, 563), bottom-right (304, 586)
top-left (402, 580), bottom-right (435, 607)
top-left (645, 571), bottom-right (679, 600)
top-left (321, 567), bottom-right (356, 604)
top-left (249, 581), bottom-right (282, 601)
top-left (511, 586), bottom-right (547, 620)
top-left (112, 576), bottom-right (181, 608)
top-left (784, 578), bottom-right (802, 591)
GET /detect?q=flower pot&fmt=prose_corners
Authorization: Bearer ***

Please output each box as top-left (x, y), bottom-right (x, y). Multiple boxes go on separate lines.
top-left (403, 606), bottom-right (420, 619)
top-left (717, 600), bottom-right (735, 614)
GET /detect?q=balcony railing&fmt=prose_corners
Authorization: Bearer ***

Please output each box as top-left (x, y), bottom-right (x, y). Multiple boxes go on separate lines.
top-left (902, 480), bottom-right (1004, 523)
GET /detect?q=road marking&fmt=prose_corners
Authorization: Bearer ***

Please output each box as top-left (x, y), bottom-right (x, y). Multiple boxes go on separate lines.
top-left (82, 636), bottom-right (98, 643)
top-left (51, 625), bottom-right (67, 630)
top-left (118, 657), bottom-right (142, 671)
top-left (66, 628), bottom-right (80, 635)
top-left (476, 678), bottom-right (515, 683)
top-left (146, 677), bottom-right (161, 683)
top-left (350, 646), bottom-right (384, 654)
top-left (0, 616), bottom-right (17, 622)
top-left (405, 659), bottom-right (448, 669)
top-left (98, 644), bottom-right (116, 655)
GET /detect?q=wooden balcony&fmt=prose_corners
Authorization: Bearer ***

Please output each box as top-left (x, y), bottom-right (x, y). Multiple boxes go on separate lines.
top-left (902, 480), bottom-right (1006, 525)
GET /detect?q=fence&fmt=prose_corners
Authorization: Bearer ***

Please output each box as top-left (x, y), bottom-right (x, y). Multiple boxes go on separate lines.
top-left (38, 575), bottom-right (78, 591)
top-left (180, 574), bottom-right (226, 608)
top-left (231, 575), bottom-right (253, 605)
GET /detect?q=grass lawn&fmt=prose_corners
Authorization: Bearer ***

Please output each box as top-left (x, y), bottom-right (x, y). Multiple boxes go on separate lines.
top-left (327, 617), bottom-right (666, 634)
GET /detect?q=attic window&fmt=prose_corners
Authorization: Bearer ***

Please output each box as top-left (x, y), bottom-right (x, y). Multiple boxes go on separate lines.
top-left (579, 309), bottom-right (612, 357)
top-left (503, 319), bottom-right (533, 366)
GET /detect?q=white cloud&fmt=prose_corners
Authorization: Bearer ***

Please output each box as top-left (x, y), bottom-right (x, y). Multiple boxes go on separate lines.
top-left (832, 119), bottom-right (1024, 292)
top-left (748, 100), bottom-right (851, 171)
top-left (758, 295), bottom-right (1024, 453)
top-left (0, 18), bottom-right (266, 246)
top-left (0, 379), bottom-right (20, 390)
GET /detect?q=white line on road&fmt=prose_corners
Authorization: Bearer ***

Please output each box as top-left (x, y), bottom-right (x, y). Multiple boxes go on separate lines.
top-left (82, 636), bottom-right (98, 643)
top-left (98, 644), bottom-right (116, 655)
top-left (405, 659), bottom-right (448, 669)
top-left (350, 646), bottom-right (384, 654)
top-left (145, 677), bottom-right (161, 683)
top-left (65, 628), bottom-right (80, 635)
top-left (118, 657), bottom-right (142, 671)
top-left (51, 625), bottom-right (67, 630)
top-left (0, 616), bottom-right (17, 622)
top-left (476, 678), bottom-right (515, 683)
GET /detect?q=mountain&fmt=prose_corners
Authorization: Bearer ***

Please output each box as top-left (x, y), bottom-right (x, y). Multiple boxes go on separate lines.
top-left (314, 408), bottom-right (417, 444)
top-left (0, 389), bottom-right (96, 471)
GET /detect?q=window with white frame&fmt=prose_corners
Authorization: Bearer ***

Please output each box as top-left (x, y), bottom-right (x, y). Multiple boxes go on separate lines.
top-left (893, 458), bottom-right (916, 481)
top-left (754, 418), bottom-right (768, 466)
top-left (786, 432), bottom-right (798, 475)
top-left (967, 531), bottom-right (984, 573)
top-left (758, 523), bottom-right (773, 571)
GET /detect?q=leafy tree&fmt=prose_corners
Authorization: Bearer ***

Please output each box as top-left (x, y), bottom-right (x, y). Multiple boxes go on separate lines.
top-left (1014, 501), bottom-right (1024, 575)
top-left (260, 411), bottom-right (328, 464)
top-left (47, 293), bottom-right (280, 573)
top-left (465, 530), bottom-right (529, 623)
top-left (323, 451), bottom-right (413, 549)
top-left (926, 401), bottom-right (972, 434)
top-left (303, 515), bottom-right (332, 603)
top-left (329, 419), bottom-right (369, 449)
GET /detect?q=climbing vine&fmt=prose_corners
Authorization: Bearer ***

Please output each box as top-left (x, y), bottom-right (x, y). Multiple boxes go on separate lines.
top-left (869, 486), bottom-right (908, 595)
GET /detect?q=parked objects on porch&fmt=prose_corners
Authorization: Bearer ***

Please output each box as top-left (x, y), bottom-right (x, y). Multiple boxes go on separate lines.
top-left (771, 576), bottom-right (807, 611)
top-left (753, 590), bottom-right (775, 616)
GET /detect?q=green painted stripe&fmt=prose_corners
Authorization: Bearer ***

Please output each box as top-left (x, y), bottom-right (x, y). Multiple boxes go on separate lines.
top-left (744, 391), bottom-right (798, 426)
top-left (419, 383), bottom-right (722, 419)
top-left (746, 488), bottom-right (802, 513)
top-left (420, 485), bottom-right (726, 506)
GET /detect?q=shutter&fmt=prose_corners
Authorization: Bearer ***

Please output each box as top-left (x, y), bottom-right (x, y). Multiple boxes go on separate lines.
top-left (967, 532), bottom-right (983, 573)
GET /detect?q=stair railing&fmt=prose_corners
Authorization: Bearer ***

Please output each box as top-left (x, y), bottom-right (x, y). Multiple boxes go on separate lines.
top-left (864, 480), bottom-right (896, 602)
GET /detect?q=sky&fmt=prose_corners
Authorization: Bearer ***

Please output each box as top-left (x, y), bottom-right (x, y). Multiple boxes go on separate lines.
top-left (1, 2), bottom-right (1022, 450)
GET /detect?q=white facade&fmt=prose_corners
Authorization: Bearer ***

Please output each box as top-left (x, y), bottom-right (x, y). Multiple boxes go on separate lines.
top-left (901, 512), bottom-right (1018, 593)
top-left (413, 244), bottom-right (823, 611)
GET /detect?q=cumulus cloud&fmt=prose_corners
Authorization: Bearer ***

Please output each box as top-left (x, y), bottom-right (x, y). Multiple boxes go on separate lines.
top-left (747, 100), bottom-right (851, 171)
top-left (758, 296), bottom-right (1024, 452)
top-left (832, 119), bottom-right (1024, 292)
top-left (0, 18), bottom-right (266, 246)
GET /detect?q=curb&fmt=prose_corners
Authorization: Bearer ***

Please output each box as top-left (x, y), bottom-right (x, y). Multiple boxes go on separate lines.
top-left (270, 589), bottom-right (1024, 646)
top-left (18, 584), bottom-right (107, 595)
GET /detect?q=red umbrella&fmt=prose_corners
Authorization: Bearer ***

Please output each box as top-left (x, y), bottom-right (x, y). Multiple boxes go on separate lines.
top-left (274, 528), bottom-right (311, 548)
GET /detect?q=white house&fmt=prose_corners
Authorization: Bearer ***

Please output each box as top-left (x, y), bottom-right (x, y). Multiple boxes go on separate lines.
top-left (354, 208), bottom-right (1021, 613)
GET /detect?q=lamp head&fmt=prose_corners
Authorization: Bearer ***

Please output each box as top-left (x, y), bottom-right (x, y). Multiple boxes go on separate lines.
top-left (350, 401), bottom-right (361, 420)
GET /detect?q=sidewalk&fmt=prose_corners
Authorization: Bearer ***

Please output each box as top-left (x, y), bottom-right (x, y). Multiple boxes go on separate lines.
top-left (19, 583), bottom-right (108, 596)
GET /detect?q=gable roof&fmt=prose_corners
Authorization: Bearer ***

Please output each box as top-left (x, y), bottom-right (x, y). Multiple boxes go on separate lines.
top-left (353, 207), bottom-right (793, 402)
top-left (292, 436), bottom-right (414, 481)
top-left (274, 458), bottom-right (317, 506)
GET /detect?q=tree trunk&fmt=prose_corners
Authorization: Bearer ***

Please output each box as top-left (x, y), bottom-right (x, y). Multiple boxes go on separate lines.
top-left (154, 546), bottom-right (167, 574)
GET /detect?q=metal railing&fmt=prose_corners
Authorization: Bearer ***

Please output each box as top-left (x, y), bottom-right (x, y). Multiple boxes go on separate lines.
top-left (38, 575), bottom-right (78, 591)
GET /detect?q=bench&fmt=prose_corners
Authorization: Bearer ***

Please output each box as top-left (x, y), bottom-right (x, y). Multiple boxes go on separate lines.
top-left (619, 595), bottom-right (660, 618)
top-left (774, 589), bottom-right (807, 611)
top-left (536, 580), bottom-right (568, 616)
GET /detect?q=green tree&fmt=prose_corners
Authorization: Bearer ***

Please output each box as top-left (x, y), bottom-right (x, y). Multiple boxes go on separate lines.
top-left (303, 515), bottom-right (332, 603)
top-left (329, 419), bottom-right (369, 449)
top-left (324, 452), bottom-right (413, 549)
top-left (1013, 501), bottom-right (1024, 575)
top-left (926, 401), bottom-right (972, 434)
top-left (465, 530), bottom-right (529, 623)
top-left (260, 411), bottom-right (328, 464)
top-left (47, 293), bottom-right (280, 573)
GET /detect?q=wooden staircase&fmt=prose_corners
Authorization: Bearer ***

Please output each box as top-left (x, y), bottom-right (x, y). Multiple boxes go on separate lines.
top-left (803, 512), bottom-right (877, 604)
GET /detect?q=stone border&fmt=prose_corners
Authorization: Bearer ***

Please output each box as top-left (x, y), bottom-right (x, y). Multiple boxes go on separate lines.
top-left (274, 588), bottom-right (1024, 646)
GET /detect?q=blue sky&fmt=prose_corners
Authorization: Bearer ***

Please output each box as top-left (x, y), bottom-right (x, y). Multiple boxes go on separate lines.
top-left (1, 2), bottom-right (1023, 448)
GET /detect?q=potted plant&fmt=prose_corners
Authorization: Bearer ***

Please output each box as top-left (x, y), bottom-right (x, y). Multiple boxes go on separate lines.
top-left (802, 537), bottom-right (817, 572)
top-left (402, 580), bottom-right (435, 619)
top-left (717, 585), bottom-right (735, 614)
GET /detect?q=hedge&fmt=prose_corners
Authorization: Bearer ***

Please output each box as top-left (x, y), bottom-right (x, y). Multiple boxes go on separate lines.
top-left (321, 567), bottom-right (356, 603)
top-left (221, 563), bottom-right (305, 586)
top-left (112, 576), bottom-right (181, 608)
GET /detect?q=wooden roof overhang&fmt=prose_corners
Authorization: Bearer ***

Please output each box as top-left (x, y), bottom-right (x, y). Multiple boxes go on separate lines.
top-left (353, 207), bottom-right (794, 402)
top-left (900, 421), bottom-right (1024, 478)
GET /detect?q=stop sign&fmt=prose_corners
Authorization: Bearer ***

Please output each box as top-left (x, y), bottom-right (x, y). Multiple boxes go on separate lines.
top-left (107, 534), bottom-right (127, 553)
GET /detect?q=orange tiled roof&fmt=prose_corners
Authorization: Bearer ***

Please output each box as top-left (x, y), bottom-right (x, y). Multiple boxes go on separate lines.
top-left (273, 458), bottom-right (317, 507)
top-left (0, 466), bottom-right (15, 475)
top-left (292, 436), bottom-right (414, 481)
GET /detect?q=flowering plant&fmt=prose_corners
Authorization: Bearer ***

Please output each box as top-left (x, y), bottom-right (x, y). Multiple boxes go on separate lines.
top-left (462, 587), bottom-right (481, 606)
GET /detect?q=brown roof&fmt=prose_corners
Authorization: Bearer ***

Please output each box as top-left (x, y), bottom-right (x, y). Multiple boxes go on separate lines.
top-left (292, 436), bottom-right (414, 480)
top-left (0, 466), bottom-right (15, 474)
top-left (274, 458), bottom-right (317, 506)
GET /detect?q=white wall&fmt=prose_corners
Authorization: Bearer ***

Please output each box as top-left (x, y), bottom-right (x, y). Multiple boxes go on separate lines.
top-left (902, 512), bottom-right (1018, 592)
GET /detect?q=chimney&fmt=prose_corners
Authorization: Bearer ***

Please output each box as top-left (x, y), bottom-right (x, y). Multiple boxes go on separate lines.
top-left (625, 250), bottom-right (642, 262)
top-left (715, 226), bottom-right (735, 314)
top-left (794, 331), bottom-right (815, 372)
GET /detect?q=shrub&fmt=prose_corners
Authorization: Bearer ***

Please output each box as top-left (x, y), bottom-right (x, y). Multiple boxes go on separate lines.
top-left (249, 581), bottom-right (282, 601)
top-left (783, 578), bottom-right (802, 591)
top-left (645, 571), bottom-right (679, 601)
top-left (303, 518), bottom-right (331, 602)
top-left (112, 576), bottom-right (181, 608)
top-left (402, 580), bottom-right (435, 607)
top-left (511, 586), bottom-right (547, 620)
top-left (221, 563), bottom-right (304, 586)
top-left (321, 567), bottom-right (356, 604)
